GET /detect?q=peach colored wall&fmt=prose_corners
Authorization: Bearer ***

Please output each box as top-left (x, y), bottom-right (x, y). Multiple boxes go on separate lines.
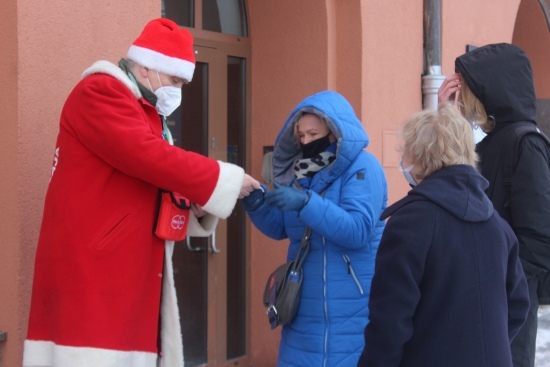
top-left (327, 0), bottom-right (363, 110)
top-left (361, 1), bottom-right (424, 204)
top-left (4, 2), bottom-right (159, 367)
top-left (248, 1), bottom-right (331, 363)
top-left (441, 0), bottom-right (521, 76)
top-left (513, 0), bottom-right (550, 98)
top-left (0, 0), bottom-right (20, 365)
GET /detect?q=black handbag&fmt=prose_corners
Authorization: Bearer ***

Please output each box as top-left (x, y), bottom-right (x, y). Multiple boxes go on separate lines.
top-left (263, 227), bottom-right (311, 329)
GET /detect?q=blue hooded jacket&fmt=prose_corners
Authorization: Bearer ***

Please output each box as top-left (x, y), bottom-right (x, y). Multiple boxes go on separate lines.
top-left (247, 91), bottom-right (388, 366)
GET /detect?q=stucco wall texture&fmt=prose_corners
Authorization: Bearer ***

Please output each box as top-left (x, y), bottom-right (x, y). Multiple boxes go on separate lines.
top-left (0, 0), bottom-right (20, 367)
top-left (2, 0), bottom-right (548, 366)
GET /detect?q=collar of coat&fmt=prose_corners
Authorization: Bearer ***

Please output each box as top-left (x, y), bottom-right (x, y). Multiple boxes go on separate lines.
top-left (81, 60), bottom-right (142, 99)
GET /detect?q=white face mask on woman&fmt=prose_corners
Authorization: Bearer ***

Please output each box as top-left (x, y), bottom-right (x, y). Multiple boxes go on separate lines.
top-left (398, 157), bottom-right (417, 187)
top-left (147, 71), bottom-right (182, 117)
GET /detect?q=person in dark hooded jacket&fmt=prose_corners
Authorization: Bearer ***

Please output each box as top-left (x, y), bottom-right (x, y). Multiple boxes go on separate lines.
top-left (439, 43), bottom-right (550, 367)
top-left (357, 102), bottom-right (529, 367)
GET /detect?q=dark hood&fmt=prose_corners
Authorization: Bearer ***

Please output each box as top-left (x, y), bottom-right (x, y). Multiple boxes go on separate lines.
top-left (455, 43), bottom-right (536, 124)
top-left (383, 165), bottom-right (493, 223)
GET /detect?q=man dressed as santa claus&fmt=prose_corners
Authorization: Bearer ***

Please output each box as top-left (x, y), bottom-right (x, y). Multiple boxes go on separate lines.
top-left (23, 17), bottom-right (259, 367)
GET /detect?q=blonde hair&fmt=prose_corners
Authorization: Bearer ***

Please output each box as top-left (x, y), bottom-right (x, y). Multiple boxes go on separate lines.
top-left (400, 102), bottom-right (478, 180)
top-left (459, 81), bottom-right (495, 133)
top-left (292, 112), bottom-right (330, 145)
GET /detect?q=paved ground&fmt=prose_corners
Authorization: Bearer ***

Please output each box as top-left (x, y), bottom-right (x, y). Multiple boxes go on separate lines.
top-left (536, 305), bottom-right (550, 366)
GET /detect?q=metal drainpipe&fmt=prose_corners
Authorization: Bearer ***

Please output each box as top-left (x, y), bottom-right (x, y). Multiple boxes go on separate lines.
top-left (422, 0), bottom-right (445, 110)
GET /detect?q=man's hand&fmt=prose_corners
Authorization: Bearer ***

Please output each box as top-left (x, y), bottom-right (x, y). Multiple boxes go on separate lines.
top-left (239, 174), bottom-right (261, 199)
top-left (438, 73), bottom-right (462, 103)
top-left (264, 183), bottom-right (309, 212)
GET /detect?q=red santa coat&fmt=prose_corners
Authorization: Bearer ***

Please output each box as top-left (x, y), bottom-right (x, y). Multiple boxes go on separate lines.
top-left (23, 61), bottom-right (244, 367)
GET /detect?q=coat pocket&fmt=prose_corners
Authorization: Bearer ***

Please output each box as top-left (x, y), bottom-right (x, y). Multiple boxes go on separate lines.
top-left (91, 211), bottom-right (132, 253)
top-left (343, 254), bottom-right (364, 295)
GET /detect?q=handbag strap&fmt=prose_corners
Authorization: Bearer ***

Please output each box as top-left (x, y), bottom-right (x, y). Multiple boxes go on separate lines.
top-left (290, 188), bottom-right (326, 272)
top-left (291, 227), bottom-right (312, 272)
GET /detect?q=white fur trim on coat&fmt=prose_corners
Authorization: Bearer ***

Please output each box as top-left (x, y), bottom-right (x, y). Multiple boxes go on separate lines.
top-left (82, 60), bottom-right (141, 99)
top-left (187, 212), bottom-right (218, 237)
top-left (160, 241), bottom-right (184, 367)
top-left (23, 340), bottom-right (157, 367)
top-left (202, 161), bottom-right (245, 219)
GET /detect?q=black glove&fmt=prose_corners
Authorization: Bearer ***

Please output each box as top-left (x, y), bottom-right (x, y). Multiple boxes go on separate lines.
top-left (242, 186), bottom-right (266, 211)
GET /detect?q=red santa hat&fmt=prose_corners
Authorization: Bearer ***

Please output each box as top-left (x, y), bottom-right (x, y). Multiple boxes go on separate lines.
top-left (127, 18), bottom-right (196, 82)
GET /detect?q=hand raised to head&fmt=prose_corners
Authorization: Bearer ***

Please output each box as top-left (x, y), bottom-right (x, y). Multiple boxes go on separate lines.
top-left (438, 73), bottom-right (462, 103)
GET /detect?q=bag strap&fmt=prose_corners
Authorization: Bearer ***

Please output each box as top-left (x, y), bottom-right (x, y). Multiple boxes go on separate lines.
top-left (169, 191), bottom-right (192, 209)
top-left (502, 122), bottom-right (550, 190)
top-left (291, 227), bottom-right (312, 272)
top-left (481, 124), bottom-right (516, 200)
top-left (290, 189), bottom-right (327, 272)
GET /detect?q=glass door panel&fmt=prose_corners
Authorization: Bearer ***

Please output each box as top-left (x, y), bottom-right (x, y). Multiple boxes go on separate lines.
top-left (166, 44), bottom-right (249, 367)
top-left (162, 0), bottom-right (194, 27)
top-left (202, 0), bottom-right (248, 36)
top-left (171, 61), bottom-right (210, 367)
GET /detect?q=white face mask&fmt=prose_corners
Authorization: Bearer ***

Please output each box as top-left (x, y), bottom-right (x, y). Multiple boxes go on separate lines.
top-left (398, 157), bottom-right (417, 187)
top-left (147, 71), bottom-right (182, 116)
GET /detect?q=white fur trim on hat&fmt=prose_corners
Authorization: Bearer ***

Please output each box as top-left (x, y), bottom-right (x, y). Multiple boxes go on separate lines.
top-left (127, 45), bottom-right (195, 82)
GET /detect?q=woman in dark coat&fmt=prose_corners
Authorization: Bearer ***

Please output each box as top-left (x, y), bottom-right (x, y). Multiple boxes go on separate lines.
top-left (358, 102), bottom-right (529, 367)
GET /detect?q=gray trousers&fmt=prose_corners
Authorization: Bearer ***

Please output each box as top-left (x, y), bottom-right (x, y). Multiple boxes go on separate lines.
top-left (511, 274), bottom-right (539, 367)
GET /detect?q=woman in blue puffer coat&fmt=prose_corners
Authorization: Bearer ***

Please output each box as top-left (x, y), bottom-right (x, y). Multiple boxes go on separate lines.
top-left (243, 90), bottom-right (388, 366)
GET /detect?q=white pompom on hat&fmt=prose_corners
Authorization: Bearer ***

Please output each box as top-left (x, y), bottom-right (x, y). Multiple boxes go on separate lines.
top-left (127, 18), bottom-right (196, 82)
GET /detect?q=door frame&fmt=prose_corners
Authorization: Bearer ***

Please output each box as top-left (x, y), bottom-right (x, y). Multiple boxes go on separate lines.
top-left (192, 38), bottom-right (253, 367)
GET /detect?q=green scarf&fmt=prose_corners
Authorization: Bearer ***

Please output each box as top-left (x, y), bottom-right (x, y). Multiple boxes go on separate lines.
top-left (118, 59), bottom-right (172, 142)
top-left (118, 58), bottom-right (157, 107)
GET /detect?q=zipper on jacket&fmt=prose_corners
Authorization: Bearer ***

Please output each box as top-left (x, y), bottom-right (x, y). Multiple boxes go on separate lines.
top-left (323, 237), bottom-right (328, 367)
top-left (343, 254), bottom-right (364, 295)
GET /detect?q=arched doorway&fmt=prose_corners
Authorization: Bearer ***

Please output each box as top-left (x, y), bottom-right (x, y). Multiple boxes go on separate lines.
top-left (513, 0), bottom-right (550, 135)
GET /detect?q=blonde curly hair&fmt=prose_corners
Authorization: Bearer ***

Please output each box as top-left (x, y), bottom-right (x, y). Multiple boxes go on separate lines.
top-left (399, 102), bottom-right (479, 181)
